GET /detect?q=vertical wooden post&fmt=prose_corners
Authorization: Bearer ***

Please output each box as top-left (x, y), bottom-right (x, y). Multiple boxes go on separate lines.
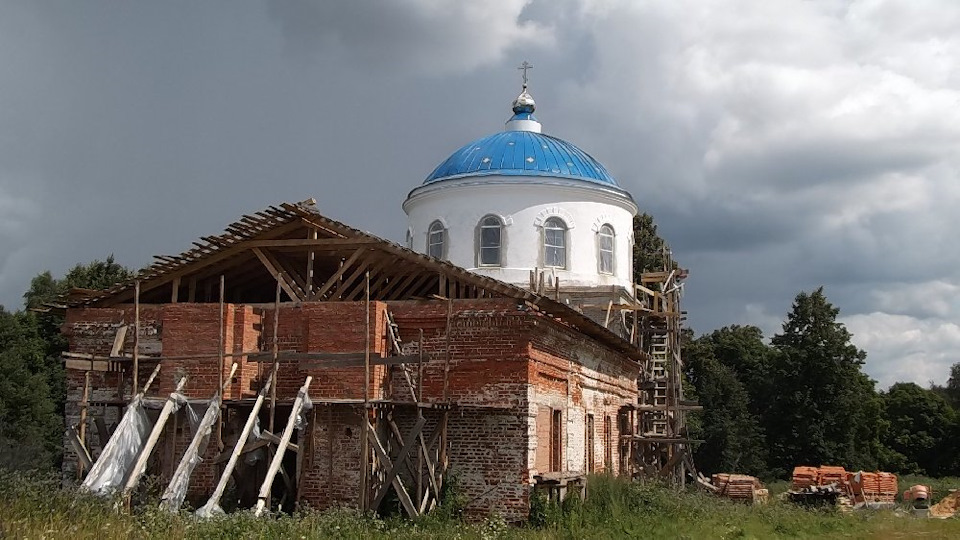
top-left (417, 329), bottom-right (424, 404)
top-left (217, 274), bottom-right (225, 449)
top-left (360, 271), bottom-right (371, 511)
top-left (306, 228), bottom-right (316, 296)
top-left (438, 410), bottom-right (449, 492)
top-left (77, 371), bottom-right (91, 479)
top-left (443, 298), bottom-right (452, 402)
top-left (268, 278), bottom-right (280, 434)
top-left (132, 280), bottom-right (140, 396)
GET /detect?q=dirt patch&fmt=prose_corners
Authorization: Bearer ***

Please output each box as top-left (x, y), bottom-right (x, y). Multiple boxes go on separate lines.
top-left (929, 491), bottom-right (960, 518)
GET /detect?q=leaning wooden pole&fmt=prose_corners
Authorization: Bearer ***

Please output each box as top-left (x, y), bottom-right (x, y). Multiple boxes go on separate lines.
top-left (197, 369), bottom-right (276, 517)
top-left (254, 376), bottom-right (313, 517)
top-left (217, 275), bottom-right (225, 449)
top-left (132, 280), bottom-right (140, 395)
top-left (160, 363), bottom-right (237, 513)
top-left (122, 375), bottom-right (188, 498)
top-left (360, 271), bottom-right (371, 512)
top-left (76, 371), bottom-right (91, 479)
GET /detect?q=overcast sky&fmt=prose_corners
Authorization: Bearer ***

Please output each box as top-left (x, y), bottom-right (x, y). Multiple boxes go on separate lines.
top-left (1, 0), bottom-right (957, 389)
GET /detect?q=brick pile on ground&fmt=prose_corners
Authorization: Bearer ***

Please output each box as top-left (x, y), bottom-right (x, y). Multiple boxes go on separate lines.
top-left (819, 466), bottom-right (847, 486)
top-left (792, 465), bottom-right (848, 490)
top-left (712, 473), bottom-right (764, 502)
top-left (792, 466), bottom-right (819, 490)
top-left (847, 471), bottom-right (898, 504)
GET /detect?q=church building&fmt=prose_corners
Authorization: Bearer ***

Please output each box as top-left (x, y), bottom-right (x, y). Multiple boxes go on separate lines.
top-left (59, 69), bottom-right (687, 522)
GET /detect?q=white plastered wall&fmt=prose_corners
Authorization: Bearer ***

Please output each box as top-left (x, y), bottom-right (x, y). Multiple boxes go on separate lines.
top-left (403, 177), bottom-right (638, 291)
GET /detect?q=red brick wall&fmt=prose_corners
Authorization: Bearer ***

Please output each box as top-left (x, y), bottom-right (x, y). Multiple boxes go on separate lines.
top-left (228, 305), bottom-right (262, 400)
top-left (298, 302), bottom-right (389, 400)
top-left (298, 404), bottom-right (366, 508)
top-left (62, 297), bottom-right (642, 520)
top-left (388, 299), bottom-right (529, 406)
top-left (527, 318), bottom-right (640, 477)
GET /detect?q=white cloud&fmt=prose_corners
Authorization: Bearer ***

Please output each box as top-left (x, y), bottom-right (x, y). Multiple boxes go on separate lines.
top-left (843, 311), bottom-right (960, 388)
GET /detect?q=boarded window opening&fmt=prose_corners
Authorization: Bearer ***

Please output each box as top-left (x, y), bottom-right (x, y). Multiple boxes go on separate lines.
top-left (604, 415), bottom-right (612, 471)
top-left (586, 414), bottom-right (595, 473)
top-left (551, 409), bottom-right (563, 472)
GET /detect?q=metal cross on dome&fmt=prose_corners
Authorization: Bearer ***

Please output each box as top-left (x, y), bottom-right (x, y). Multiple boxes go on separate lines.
top-left (517, 61), bottom-right (533, 89)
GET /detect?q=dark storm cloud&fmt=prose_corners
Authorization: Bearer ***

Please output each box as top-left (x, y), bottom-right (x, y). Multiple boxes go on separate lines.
top-left (1, 0), bottom-right (957, 388)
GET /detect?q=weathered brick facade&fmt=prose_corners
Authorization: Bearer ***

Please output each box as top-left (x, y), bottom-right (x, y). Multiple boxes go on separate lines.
top-left (64, 297), bottom-right (639, 521)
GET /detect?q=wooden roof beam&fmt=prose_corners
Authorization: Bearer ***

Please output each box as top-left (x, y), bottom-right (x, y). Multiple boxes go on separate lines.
top-left (252, 248), bottom-right (304, 301)
top-left (311, 248), bottom-right (367, 301)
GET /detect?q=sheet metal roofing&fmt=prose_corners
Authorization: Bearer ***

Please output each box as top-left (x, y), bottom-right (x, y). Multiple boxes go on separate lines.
top-left (423, 129), bottom-right (619, 187)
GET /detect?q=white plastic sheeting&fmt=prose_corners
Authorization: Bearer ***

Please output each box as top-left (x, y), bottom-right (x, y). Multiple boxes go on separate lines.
top-left (159, 397), bottom-right (220, 512)
top-left (81, 393), bottom-right (194, 496)
top-left (81, 396), bottom-right (153, 495)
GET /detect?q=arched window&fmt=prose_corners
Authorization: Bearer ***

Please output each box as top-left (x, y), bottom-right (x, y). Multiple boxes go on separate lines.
top-left (427, 221), bottom-right (446, 259)
top-left (543, 217), bottom-right (567, 268)
top-left (598, 224), bottom-right (615, 274)
top-left (477, 215), bottom-right (503, 266)
top-left (405, 229), bottom-right (413, 250)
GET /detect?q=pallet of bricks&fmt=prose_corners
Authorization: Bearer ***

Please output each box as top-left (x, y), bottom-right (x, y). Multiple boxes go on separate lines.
top-left (848, 471), bottom-right (898, 504)
top-left (712, 474), bottom-right (768, 504)
top-left (791, 466), bottom-right (898, 504)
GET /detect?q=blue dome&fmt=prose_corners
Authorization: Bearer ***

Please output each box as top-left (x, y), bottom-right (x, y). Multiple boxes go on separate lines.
top-left (423, 129), bottom-right (619, 187)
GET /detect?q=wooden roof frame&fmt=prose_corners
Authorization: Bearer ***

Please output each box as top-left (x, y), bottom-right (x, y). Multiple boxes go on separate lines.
top-left (62, 199), bottom-right (645, 361)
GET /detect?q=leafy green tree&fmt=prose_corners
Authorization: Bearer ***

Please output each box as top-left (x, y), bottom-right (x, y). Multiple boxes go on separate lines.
top-left (944, 362), bottom-right (960, 410)
top-left (0, 256), bottom-right (133, 470)
top-left (881, 382), bottom-right (955, 476)
top-left (765, 288), bottom-right (882, 475)
top-left (698, 325), bottom-right (774, 419)
top-left (632, 213), bottom-right (677, 282)
top-left (23, 255), bottom-right (132, 309)
top-left (0, 308), bottom-right (59, 470)
top-left (25, 256), bottom-right (133, 407)
top-left (685, 335), bottom-right (769, 476)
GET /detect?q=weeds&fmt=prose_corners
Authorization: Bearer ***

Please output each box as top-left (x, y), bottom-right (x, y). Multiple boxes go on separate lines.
top-left (1, 468), bottom-right (959, 539)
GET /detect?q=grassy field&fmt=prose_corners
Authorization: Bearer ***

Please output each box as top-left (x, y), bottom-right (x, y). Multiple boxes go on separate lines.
top-left (2, 470), bottom-right (959, 540)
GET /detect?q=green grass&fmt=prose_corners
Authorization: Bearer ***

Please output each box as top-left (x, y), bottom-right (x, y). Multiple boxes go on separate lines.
top-left (2, 470), bottom-right (959, 539)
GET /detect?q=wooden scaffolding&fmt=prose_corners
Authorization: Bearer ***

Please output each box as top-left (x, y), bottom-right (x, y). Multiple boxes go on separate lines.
top-left (66, 273), bottom-right (454, 517)
top-left (627, 253), bottom-right (700, 485)
top-left (58, 199), bottom-right (655, 515)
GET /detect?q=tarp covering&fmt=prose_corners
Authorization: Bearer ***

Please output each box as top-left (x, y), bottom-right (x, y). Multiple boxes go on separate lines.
top-left (160, 397), bottom-right (219, 512)
top-left (81, 396), bottom-right (154, 495)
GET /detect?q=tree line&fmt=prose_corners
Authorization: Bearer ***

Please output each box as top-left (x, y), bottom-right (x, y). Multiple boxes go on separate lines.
top-left (0, 257), bottom-right (131, 469)
top-left (633, 213), bottom-right (960, 479)
top-left (1, 215), bottom-right (957, 481)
